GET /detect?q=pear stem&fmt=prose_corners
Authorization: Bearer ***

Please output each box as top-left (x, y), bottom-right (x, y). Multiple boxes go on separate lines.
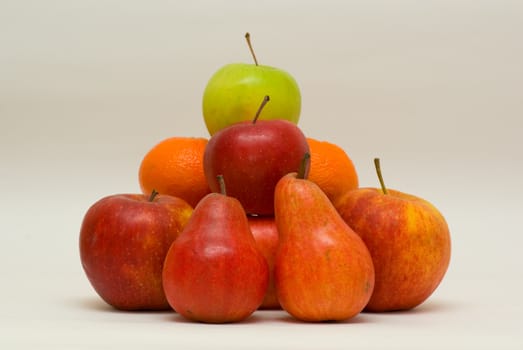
top-left (253, 95), bottom-right (270, 124)
top-left (297, 153), bottom-right (311, 179)
top-left (217, 175), bottom-right (227, 195)
top-left (148, 189), bottom-right (159, 202)
top-left (374, 158), bottom-right (388, 195)
top-left (245, 32), bottom-right (259, 66)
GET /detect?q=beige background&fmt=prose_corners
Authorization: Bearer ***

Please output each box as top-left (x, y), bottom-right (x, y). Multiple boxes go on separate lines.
top-left (1, 0), bottom-right (522, 348)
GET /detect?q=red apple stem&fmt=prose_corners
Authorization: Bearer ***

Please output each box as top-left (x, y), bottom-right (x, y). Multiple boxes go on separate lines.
top-left (148, 189), bottom-right (159, 202)
top-left (253, 95), bottom-right (270, 124)
top-left (374, 158), bottom-right (388, 195)
top-left (297, 153), bottom-right (311, 180)
top-left (245, 32), bottom-right (259, 66)
top-left (217, 175), bottom-right (227, 196)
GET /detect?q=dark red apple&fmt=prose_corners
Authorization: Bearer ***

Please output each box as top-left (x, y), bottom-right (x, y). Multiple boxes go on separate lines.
top-left (203, 97), bottom-right (309, 215)
top-left (79, 191), bottom-right (193, 310)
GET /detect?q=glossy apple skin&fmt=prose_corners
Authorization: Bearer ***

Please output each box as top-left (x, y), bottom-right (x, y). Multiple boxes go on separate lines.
top-left (336, 188), bottom-right (451, 312)
top-left (79, 193), bottom-right (193, 310)
top-left (249, 216), bottom-right (280, 309)
top-left (202, 63), bottom-right (301, 135)
top-left (274, 173), bottom-right (375, 322)
top-left (162, 193), bottom-right (269, 323)
top-left (203, 119), bottom-right (309, 216)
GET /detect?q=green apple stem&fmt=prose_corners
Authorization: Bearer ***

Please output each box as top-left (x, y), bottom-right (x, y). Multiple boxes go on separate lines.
top-left (374, 158), bottom-right (388, 195)
top-left (245, 32), bottom-right (259, 66)
top-left (148, 189), bottom-right (159, 202)
top-left (217, 175), bottom-right (227, 196)
top-left (297, 153), bottom-right (311, 180)
top-left (252, 95), bottom-right (270, 124)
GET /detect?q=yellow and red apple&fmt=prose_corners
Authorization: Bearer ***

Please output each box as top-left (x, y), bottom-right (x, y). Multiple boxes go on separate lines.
top-left (336, 159), bottom-right (451, 311)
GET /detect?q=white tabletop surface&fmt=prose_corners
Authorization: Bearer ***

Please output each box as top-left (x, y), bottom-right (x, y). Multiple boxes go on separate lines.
top-left (1, 1), bottom-right (522, 349)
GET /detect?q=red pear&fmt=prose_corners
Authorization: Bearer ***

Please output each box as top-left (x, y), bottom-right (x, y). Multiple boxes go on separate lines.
top-left (162, 176), bottom-right (269, 323)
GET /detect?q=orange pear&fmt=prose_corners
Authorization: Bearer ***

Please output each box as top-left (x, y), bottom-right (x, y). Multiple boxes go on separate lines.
top-left (274, 155), bottom-right (375, 322)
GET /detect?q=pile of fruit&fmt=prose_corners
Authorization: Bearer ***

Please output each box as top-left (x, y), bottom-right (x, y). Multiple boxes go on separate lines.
top-left (79, 33), bottom-right (451, 323)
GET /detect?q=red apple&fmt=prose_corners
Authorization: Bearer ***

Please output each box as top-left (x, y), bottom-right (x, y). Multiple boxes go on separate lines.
top-left (203, 96), bottom-right (309, 216)
top-left (79, 191), bottom-right (193, 310)
top-left (336, 159), bottom-right (451, 311)
top-left (249, 216), bottom-right (280, 309)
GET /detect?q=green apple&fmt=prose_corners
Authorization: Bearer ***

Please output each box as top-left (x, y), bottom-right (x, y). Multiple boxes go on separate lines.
top-left (202, 33), bottom-right (301, 136)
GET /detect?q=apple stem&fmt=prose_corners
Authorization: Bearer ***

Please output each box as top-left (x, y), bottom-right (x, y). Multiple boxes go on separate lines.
top-left (252, 95), bottom-right (270, 124)
top-left (245, 32), bottom-right (259, 66)
top-left (148, 189), bottom-right (159, 202)
top-left (217, 175), bottom-right (227, 196)
top-left (297, 152), bottom-right (311, 180)
top-left (374, 158), bottom-right (388, 195)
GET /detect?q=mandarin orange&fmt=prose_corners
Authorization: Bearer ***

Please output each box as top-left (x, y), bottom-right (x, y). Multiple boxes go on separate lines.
top-left (306, 138), bottom-right (359, 206)
top-left (139, 137), bottom-right (210, 208)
